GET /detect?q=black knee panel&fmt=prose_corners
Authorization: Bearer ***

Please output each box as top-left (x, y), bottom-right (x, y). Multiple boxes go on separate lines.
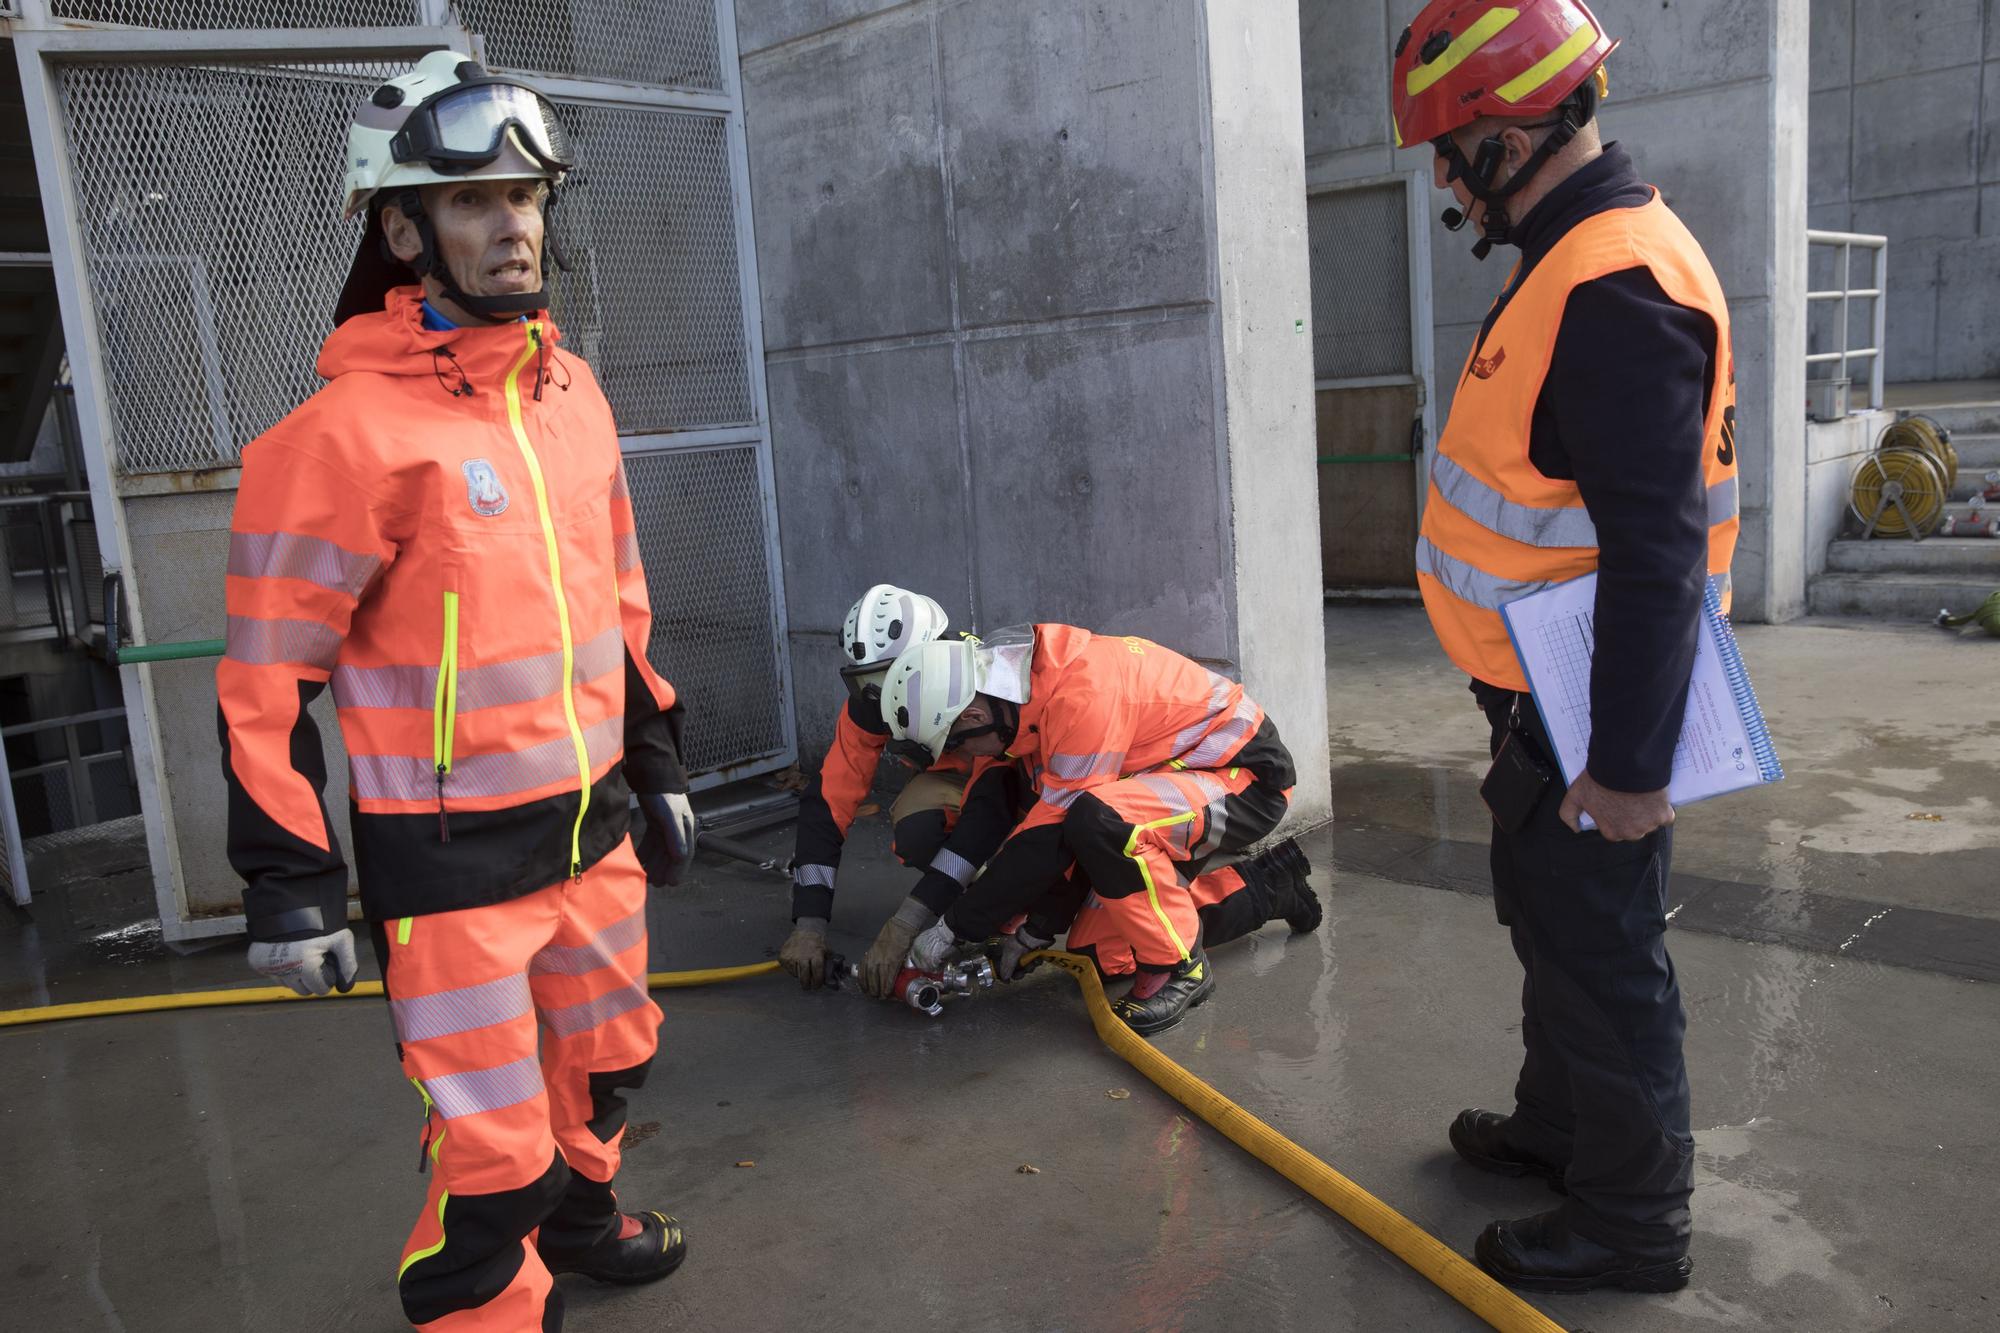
top-left (892, 809), bottom-right (951, 868)
top-left (584, 1059), bottom-right (653, 1147)
top-left (400, 1151), bottom-right (570, 1325)
top-left (1062, 794), bottom-right (1140, 898)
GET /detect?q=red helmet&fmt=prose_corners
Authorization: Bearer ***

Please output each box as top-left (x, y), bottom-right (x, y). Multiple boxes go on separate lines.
top-left (1391, 0), bottom-right (1618, 148)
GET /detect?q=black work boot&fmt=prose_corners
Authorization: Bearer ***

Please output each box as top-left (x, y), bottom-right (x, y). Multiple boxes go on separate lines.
top-left (1449, 1109), bottom-right (1569, 1193)
top-left (1111, 949), bottom-right (1215, 1035)
top-left (1475, 1206), bottom-right (1691, 1294)
top-left (1241, 838), bottom-right (1321, 933)
top-left (541, 1209), bottom-right (687, 1286)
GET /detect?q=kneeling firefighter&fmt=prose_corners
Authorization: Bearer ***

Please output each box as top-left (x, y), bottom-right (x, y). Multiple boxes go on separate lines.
top-left (779, 585), bottom-right (1025, 1000)
top-left (218, 51), bottom-right (695, 1331)
top-left (882, 626), bottom-right (1323, 1035)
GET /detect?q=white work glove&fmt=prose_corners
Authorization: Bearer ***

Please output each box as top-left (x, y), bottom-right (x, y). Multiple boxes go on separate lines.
top-left (996, 928), bottom-right (1053, 982)
top-left (637, 791), bottom-right (698, 886)
top-left (248, 928), bottom-right (359, 998)
top-left (907, 918), bottom-right (958, 974)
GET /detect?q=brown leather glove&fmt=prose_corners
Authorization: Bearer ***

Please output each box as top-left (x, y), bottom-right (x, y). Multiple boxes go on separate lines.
top-left (860, 897), bottom-right (938, 999)
top-left (778, 917), bottom-right (828, 990)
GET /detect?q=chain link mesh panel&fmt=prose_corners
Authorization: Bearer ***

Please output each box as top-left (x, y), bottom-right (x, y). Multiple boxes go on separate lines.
top-left (548, 103), bottom-right (752, 433)
top-left (458, 0), bottom-right (723, 90)
top-left (56, 60), bottom-right (397, 474)
top-left (1307, 183), bottom-right (1413, 382)
top-left (51, 0), bottom-right (415, 27)
top-left (623, 445), bottom-right (786, 776)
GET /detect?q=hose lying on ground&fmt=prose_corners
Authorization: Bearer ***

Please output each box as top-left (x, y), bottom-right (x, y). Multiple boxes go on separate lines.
top-left (0, 962), bottom-right (781, 1028)
top-left (0, 952), bottom-right (1565, 1333)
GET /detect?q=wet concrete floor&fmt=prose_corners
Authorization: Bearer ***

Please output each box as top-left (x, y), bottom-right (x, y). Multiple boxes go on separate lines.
top-left (3, 609), bottom-right (1997, 1330)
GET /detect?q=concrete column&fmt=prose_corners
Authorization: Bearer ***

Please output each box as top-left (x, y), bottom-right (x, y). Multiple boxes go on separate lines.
top-left (740, 0), bottom-right (1330, 823)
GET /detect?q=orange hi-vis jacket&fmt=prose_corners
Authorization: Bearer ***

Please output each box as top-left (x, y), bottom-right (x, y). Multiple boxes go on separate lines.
top-left (940, 624), bottom-right (1297, 943)
top-left (219, 287), bottom-right (686, 942)
top-left (1415, 191), bottom-right (1740, 691)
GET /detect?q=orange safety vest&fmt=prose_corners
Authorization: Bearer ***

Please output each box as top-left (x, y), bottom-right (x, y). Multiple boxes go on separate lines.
top-left (1416, 191), bottom-right (1739, 691)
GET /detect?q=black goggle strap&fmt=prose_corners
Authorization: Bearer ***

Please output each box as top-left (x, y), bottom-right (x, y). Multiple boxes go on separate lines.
top-left (1431, 114), bottom-right (1577, 259)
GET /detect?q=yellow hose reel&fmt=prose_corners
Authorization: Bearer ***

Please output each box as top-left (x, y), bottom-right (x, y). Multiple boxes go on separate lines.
top-left (1852, 415), bottom-right (1954, 539)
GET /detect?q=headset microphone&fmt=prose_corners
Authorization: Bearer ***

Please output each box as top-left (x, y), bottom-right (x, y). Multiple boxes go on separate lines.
top-left (1442, 206), bottom-right (1467, 231)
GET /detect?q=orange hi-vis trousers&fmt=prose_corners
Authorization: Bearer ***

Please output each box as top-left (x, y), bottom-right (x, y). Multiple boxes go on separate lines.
top-left (1063, 766), bottom-right (1292, 974)
top-left (378, 842), bottom-right (660, 1331)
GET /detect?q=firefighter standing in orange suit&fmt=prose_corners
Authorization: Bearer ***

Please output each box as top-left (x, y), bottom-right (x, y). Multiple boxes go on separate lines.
top-left (219, 52), bottom-right (692, 1331)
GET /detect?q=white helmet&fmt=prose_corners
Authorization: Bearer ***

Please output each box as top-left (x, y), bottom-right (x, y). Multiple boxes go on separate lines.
top-left (341, 50), bottom-right (569, 219)
top-left (840, 585), bottom-right (949, 683)
top-left (334, 51), bottom-right (572, 326)
top-left (880, 638), bottom-right (984, 769)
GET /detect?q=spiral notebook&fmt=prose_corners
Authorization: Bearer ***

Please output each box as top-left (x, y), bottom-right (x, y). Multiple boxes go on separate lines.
top-left (1500, 573), bottom-right (1783, 827)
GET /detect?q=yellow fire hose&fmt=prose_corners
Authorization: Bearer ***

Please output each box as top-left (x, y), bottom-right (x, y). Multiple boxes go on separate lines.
top-left (0, 961), bottom-right (781, 1028)
top-left (0, 952), bottom-right (1565, 1332)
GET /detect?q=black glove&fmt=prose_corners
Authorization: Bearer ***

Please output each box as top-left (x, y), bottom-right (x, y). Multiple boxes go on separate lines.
top-left (636, 792), bottom-right (697, 886)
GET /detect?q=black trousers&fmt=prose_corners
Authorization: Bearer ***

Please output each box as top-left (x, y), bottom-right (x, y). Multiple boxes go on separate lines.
top-left (1481, 691), bottom-right (1694, 1255)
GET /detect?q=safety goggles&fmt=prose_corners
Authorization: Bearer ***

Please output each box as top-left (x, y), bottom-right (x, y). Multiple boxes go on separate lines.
top-left (391, 79), bottom-right (572, 175)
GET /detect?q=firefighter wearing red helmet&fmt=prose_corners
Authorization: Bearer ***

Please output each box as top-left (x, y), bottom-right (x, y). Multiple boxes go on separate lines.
top-left (1392, 0), bottom-right (1739, 1296)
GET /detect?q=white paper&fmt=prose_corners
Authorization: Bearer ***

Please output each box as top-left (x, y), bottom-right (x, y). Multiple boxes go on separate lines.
top-left (1503, 573), bottom-right (1767, 826)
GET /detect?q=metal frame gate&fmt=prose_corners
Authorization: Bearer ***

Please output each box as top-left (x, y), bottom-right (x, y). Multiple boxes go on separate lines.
top-left (11, 0), bottom-right (791, 941)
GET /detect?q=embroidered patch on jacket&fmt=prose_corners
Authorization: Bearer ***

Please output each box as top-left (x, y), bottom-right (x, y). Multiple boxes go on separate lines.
top-left (1471, 347), bottom-right (1506, 379)
top-left (462, 459), bottom-right (509, 517)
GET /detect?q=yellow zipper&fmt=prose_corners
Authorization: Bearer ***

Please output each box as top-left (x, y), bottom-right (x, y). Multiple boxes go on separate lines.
top-left (504, 322), bottom-right (591, 877)
top-left (432, 591), bottom-right (460, 842)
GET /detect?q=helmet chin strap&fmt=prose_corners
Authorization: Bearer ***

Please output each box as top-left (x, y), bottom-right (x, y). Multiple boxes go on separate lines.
top-left (1434, 112), bottom-right (1581, 260)
top-left (385, 186), bottom-right (568, 322)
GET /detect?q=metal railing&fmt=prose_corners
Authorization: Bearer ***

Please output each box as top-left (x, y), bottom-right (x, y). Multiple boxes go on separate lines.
top-left (1806, 229), bottom-right (1888, 412)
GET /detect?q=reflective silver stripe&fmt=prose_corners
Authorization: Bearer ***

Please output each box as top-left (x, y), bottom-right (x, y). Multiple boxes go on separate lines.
top-left (1047, 750), bottom-right (1122, 781)
top-left (351, 714), bottom-right (624, 802)
top-left (931, 848), bottom-right (977, 886)
top-left (422, 1055), bottom-right (544, 1120)
top-left (1180, 698), bottom-right (1261, 769)
top-left (793, 863), bottom-right (836, 888)
top-left (228, 531), bottom-right (380, 598)
top-left (1170, 673), bottom-right (1237, 754)
top-left (613, 531), bottom-right (641, 575)
top-left (1414, 537), bottom-right (1557, 612)
top-left (1137, 773), bottom-right (1194, 814)
top-left (333, 627), bottom-right (622, 713)
top-left (1038, 786), bottom-right (1087, 811)
top-left (612, 464), bottom-right (630, 504)
top-left (530, 908), bottom-right (647, 976)
top-left (224, 614), bottom-right (341, 669)
top-left (1431, 455), bottom-right (1599, 549)
top-left (540, 978), bottom-right (652, 1039)
top-left (390, 973), bottom-right (533, 1043)
top-left (1708, 475), bottom-right (1739, 526)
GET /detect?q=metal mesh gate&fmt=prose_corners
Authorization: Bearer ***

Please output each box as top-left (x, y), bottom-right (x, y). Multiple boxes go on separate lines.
top-left (1307, 183), bottom-right (1413, 382)
top-left (30, 2), bottom-right (790, 939)
top-left (56, 59), bottom-right (398, 474)
top-left (623, 445), bottom-right (786, 776)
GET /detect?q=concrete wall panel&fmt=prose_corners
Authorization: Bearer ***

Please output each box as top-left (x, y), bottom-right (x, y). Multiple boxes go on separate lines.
top-left (1881, 236), bottom-right (1943, 379)
top-left (766, 343), bottom-right (974, 636)
top-left (1934, 236), bottom-right (2000, 377)
top-left (1850, 66), bottom-right (1980, 199)
top-left (940, 0), bottom-right (1211, 327)
top-left (1301, 0), bottom-right (1388, 161)
top-left (1851, 188), bottom-right (1981, 244)
top-left (961, 318), bottom-right (1230, 657)
top-left (743, 16), bottom-right (952, 350)
top-left (1982, 59), bottom-right (2000, 180)
top-left (1600, 86), bottom-right (1775, 301)
top-left (1851, 0), bottom-right (1983, 82)
top-left (735, 0), bottom-right (910, 56)
top-left (1603, 0), bottom-right (1772, 102)
top-left (1730, 298), bottom-right (1776, 518)
top-left (1982, 184), bottom-right (2000, 233)
top-left (1811, 0), bottom-right (1854, 93)
top-left (1808, 89), bottom-right (1851, 205)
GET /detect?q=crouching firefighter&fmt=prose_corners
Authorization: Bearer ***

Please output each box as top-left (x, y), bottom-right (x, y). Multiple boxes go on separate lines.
top-left (880, 626), bottom-right (1322, 1035)
top-left (772, 576), bottom-right (984, 992)
top-left (217, 52), bottom-right (695, 1331)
